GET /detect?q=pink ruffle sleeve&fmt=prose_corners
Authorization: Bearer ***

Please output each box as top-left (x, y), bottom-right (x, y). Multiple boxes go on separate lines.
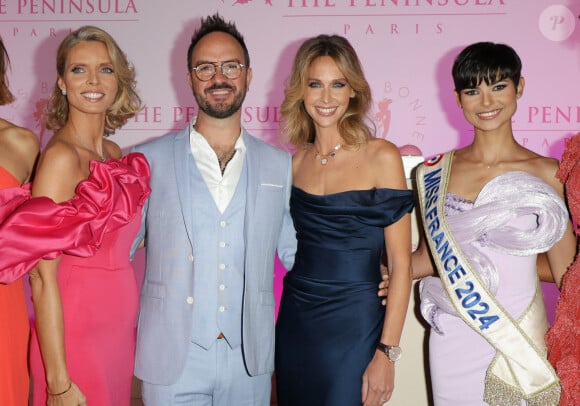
top-left (0, 152), bottom-right (151, 284)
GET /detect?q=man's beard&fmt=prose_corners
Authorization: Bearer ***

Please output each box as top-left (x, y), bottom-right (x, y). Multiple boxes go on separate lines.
top-left (195, 84), bottom-right (246, 119)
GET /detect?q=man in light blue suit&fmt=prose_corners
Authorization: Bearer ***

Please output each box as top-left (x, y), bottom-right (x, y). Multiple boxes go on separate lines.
top-left (130, 13), bottom-right (296, 405)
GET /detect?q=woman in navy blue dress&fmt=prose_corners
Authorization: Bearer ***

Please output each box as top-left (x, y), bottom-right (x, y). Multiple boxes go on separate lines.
top-left (275, 34), bottom-right (414, 406)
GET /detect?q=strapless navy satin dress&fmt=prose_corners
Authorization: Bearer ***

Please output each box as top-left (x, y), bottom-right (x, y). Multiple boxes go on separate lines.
top-left (275, 186), bottom-right (414, 406)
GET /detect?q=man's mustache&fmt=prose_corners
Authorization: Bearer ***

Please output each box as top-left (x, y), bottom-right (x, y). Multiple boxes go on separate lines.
top-left (206, 84), bottom-right (235, 92)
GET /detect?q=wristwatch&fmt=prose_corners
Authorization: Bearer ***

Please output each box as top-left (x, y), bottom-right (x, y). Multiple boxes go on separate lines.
top-left (376, 342), bottom-right (402, 362)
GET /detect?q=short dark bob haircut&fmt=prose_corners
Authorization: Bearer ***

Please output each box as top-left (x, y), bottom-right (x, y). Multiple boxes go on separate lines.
top-left (452, 42), bottom-right (522, 92)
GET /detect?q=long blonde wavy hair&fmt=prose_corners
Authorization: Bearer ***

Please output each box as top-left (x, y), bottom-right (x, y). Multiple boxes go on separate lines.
top-left (281, 34), bottom-right (373, 148)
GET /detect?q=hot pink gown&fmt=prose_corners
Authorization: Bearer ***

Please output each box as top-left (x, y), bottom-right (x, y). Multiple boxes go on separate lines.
top-left (29, 210), bottom-right (143, 405)
top-left (0, 153), bottom-right (150, 406)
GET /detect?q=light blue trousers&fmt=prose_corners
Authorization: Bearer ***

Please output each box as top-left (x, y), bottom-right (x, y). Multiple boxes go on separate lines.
top-left (141, 339), bottom-right (271, 405)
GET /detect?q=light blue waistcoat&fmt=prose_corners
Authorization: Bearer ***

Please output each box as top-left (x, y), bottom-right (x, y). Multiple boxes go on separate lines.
top-left (189, 158), bottom-right (248, 349)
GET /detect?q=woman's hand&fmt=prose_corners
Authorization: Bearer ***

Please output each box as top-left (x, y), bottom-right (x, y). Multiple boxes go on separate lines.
top-left (361, 352), bottom-right (395, 405)
top-left (47, 382), bottom-right (87, 406)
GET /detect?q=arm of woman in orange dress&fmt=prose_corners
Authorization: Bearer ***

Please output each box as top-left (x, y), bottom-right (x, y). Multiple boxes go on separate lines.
top-left (29, 145), bottom-right (87, 406)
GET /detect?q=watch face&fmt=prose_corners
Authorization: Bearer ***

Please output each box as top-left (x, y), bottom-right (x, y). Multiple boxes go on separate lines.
top-left (388, 346), bottom-right (402, 361)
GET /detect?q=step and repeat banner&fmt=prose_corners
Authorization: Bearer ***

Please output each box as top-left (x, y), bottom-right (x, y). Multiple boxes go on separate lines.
top-left (0, 0), bottom-right (578, 389)
top-left (1, 1), bottom-right (578, 156)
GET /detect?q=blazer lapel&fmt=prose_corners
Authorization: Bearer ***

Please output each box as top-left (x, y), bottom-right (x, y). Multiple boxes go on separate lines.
top-left (173, 128), bottom-right (196, 245)
top-left (243, 131), bottom-right (259, 234)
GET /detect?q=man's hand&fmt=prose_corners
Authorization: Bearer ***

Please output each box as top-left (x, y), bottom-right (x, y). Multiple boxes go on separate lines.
top-left (378, 265), bottom-right (389, 306)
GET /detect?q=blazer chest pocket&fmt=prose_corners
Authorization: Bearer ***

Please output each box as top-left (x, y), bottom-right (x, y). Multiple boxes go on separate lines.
top-left (254, 184), bottom-right (286, 226)
top-left (256, 183), bottom-right (285, 205)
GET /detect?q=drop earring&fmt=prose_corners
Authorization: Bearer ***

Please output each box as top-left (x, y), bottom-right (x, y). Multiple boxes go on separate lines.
top-left (61, 89), bottom-right (67, 96)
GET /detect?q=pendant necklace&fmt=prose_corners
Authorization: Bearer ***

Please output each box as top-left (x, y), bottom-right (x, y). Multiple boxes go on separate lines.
top-left (313, 143), bottom-right (342, 166)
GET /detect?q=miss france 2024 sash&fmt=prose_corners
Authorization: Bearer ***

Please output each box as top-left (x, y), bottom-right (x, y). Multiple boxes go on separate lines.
top-left (416, 151), bottom-right (564, 406)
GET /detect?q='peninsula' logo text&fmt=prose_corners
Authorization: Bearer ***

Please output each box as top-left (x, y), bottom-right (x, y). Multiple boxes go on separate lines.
top-left (0, 0), bottom-right (139, 15)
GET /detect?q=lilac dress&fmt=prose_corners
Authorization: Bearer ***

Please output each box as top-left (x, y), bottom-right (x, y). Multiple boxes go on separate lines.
top-left (420, 171), bottom-right (567, 405)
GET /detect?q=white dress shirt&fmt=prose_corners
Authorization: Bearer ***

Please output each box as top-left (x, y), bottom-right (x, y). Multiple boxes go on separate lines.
top-left (189, 118), bottom-right (246, 213)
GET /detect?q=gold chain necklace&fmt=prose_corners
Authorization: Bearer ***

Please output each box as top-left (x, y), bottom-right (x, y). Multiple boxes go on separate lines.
top-left (312, 143), bottom-right (342, 165)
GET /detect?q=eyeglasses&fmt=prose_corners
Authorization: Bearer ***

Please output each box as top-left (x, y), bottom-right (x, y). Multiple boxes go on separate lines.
top-left (192, 61), bottom-right (246, 81)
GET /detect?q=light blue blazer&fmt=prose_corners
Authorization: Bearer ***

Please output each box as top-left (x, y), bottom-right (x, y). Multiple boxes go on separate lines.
top-left (131, 126), bottom-right (296, 385)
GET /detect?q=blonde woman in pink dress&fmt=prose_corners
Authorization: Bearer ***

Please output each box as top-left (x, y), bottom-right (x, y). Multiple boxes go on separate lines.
top-left (0, 26), bottom-right (150, 405)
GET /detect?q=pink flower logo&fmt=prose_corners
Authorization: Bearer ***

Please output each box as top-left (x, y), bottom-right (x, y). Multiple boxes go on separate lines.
top-left (32, 98), bottom-right (50, 145)
top-left (375, 97), bottom-right (393, 139)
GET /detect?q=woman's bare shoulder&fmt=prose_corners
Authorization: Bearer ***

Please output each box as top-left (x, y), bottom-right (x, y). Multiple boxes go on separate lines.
top-left (366, 138), bottom-right (406, 188)
top-left (34, 140), bottom-right (84, 201)
top-left (523, 154), bottom-right (562, 192)
top-left (367, 138), bottom-right (404, 168)
top-left (36, 138), bottom-right (81, 182)
top-left (0, 121), bottom-right (39, 154)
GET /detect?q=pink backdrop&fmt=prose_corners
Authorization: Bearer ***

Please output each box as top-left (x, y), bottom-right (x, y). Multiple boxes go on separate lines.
top-left (1, 0), bottom-right (578, 320)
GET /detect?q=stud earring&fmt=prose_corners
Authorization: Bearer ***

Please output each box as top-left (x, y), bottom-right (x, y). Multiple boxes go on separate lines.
top-left (61, 89), bottom-right (67, 96)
